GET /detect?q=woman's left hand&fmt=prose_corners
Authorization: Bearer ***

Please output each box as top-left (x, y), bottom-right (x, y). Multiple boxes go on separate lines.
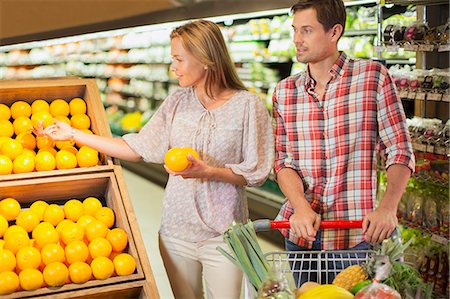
top-left (164, 154), bottom-right (211, 179)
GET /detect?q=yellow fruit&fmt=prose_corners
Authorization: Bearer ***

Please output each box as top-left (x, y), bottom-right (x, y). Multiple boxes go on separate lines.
top-left (29, 200), bottom-right (49, 221)
top-left (113, 253), bottom-right (136, 276)
top-left (164, 147), bottom-right (198, 172)
top-left (0, 214), bottom-right (8, 238)
top-left (16, 246), bottom-right (41, 270)
top-left (0, 154), bottom-right (13, 175)
top-left (64, 199), bottom-right (84, 222)
top-left (297, 284), bottom-right (354, 299)
top-left (76, 145), bottom-right (99, 167)
top-left (35, 151), bottom-right (56, 171)
top-left (85, 220), bottom-right (109, 241)
top-left (16, 210), bottom-right (40, 232)
top-left (77, 214), bottom-right (96, 229)
top-left (38, 146), bottom-right (57, 157)
top-left (88, 237), bottom-right (112, 259)
top-left (12, 153), bottom-right (35, 174)
top-left (4, 228), bottom-right (30, 254)
top-left (16, 131), bottom-right (36, 150)
top-left (36, 135), bottom-right (55, 149)
top-left (4, 225), bottom-right (28, 239)
top-left (12, 116), bottom-right (33, 135)
top-left (0, 198), bottom-right (21, 221)
top-left (55, 150), bottom-right (77, 169)
top-left (0, 271), bottom-right (19, 295)
top-left (56, 219), bottom-right (74, 237)
top-left (32, 222), bottom-right (59, 248)
top-left (61, 146), bottom-right (77, 156)
top-left (1, 138), bottom-right (23, 160)
top-left (43, 261), bottom-right (68, 287)
top-left (19, 268), bottom-right (44, 291)
top-left (106, 228), bottom-right (128, 252)
top-left (10, 101), bottom-right (31, 119)
top-left (43, 204), bottom-right (65, 227)
top-left (0, 120), bottom-right (14, 137)
top-left (69, 261), bottom-right (92, 284)
top-left (0, 104), bottom-right (11, 120)
top-left (71, 114), bottom-right (91, 130)
top-left (0, 249), bottom-right (16, 272)
top-left (91, 256), bottom-right (114, 280)
top-left (31, 110), bottom-right (54, 129)
top-left (31, 99), bottom-right (50, 114)
top-left (69, 98), bottom-right (87, 115)
top-left (65, 240), bottom-right (89, 265)
top-left (296, 282), bottom-right (320, 297)
top-left (332, 265), bottom-right (368, 291)
top-left (54, 115), bottom-right (71, 126)
top-left (61, 222), bottom-right (85, 245)
top-left (55, 139), bottom-right (75, 150)
top-left (83, 197), bottom-right (102, 216)
top-left (41, 243), bottom-right (65, 265)
top-left (49, 99), bottom-right (70, 117)
top-left (22, 148), bottom-right (36, 158)
top-left (95, 206), bottom-right (115, 228)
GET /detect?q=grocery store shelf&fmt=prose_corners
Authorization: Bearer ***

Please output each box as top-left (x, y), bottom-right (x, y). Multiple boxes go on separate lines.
top-left (344, 29), bottom-right (378, 36)
top-left (399, 219), bottom-right (449, 245)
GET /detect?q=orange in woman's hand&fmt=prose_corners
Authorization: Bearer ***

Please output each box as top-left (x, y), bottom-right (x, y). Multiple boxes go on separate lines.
top-left (164, 147), bottom-right (199, 172)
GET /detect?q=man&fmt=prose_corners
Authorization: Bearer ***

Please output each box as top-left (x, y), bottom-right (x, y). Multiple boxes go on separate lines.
top-left (273, 0), bottom-right (415, 259)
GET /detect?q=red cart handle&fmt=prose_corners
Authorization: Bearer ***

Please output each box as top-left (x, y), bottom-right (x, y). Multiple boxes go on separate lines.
top-left (253, 219), bottom-right (363, 232)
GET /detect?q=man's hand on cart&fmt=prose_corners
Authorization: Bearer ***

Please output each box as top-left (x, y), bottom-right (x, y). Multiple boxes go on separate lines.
top-left (290, 204), bottom-right (321, 242)
top-left (362, 206), bottom-right (398, 243)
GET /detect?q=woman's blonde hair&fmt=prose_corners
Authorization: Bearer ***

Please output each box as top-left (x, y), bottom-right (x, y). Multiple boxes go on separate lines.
top-left (170, 20), bottom-right (246, 99)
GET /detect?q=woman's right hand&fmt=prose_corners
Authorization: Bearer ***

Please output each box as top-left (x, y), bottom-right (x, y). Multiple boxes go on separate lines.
top-left (42, 119), bottom-right (74, 141)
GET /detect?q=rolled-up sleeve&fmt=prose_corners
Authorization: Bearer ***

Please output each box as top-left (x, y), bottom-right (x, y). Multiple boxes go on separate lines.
top-left (377, 68), bottom-right (415, 173)
top-left (122, 90), bottom-right (182, 163)
top-left (225, 95), bottom-right (274, 187)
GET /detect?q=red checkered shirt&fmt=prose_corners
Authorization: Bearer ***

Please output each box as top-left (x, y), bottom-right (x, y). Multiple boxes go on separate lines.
top-left (273, 52), bottom-right (415, 250)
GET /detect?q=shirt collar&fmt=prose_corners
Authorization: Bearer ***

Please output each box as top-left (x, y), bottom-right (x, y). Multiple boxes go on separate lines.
top-left (300, 51), bottom-right (348, 88)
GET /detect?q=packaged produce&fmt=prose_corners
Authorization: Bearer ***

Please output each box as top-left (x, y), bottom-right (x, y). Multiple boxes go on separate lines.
top-left (353, 282), bottom-right (400, 299)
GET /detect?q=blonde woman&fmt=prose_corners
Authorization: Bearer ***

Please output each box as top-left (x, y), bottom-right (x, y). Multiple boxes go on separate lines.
top-left (42, 20), bottom-right (274, 298)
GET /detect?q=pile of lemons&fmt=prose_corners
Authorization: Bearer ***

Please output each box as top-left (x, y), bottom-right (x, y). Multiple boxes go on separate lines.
top-left (0, 98), bottom-right (99, 175)
top-left (0, 197), bottom-right (136, 295)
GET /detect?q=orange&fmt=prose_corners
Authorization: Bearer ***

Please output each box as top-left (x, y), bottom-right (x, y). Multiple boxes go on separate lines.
top-left (55, 150), bottom-right (77, 169)
top-left (43, 261), bottom-right (68, 287)
top-left (184, 147), bottom-right (200, 159)
top-left (90, 256), bottom-right (114, 280)
top-left (113, 253), bottom-right (136, 276)
top-left (16, 210), bottom-right (40, 232)
top-left (164, 147), bottom-right (197, 172)
top-left (77, 214), bottom-right (96, 230)
top-left (43, 204), bottom-right (64, 227)
top-left (55, 139), bottom-right (75, 150)
top-left (4, 225), bottom-right (28, 239)
top-left (19, 268), bottom-right (43, 291)
top-left (22, 148), bottom-right (36, 158)
top-left (41, 243), bottom-right (65, 265)
top-left (49, 99), bottom-right (70, 117)
top-left (12, 153), bottom-right (35, 174)
top-left (0, 240), bottom-right (4, 250)
top-left (0, 249), bottom-right (16, 272)
top-left (31, 99), bottom-right (50, 114)
top-left (83, 196), bottom-right (102, 216)
top-left (16, 131), bottom-right (36, 150)
top-left (0, 197), bottom-right (21, 221)
top-left (34, 151), bottom-right (56, 172)
top-left (69, 98), bottom-right (87, 115)
top-left (1, 138), bottom-right (23, 160)
top-left (56, 219), bottom-right (74, 238)
top-left (64, 199), bottom-right (84, 222)
top-left (32, 222), bottom-right (59, 248)
top-left (95, 207), bottom-right (115, 228)
top-left (0, 120), bottom-right (14, 137)
top-left (71, 114), bottom-right (91, 130)
top-left (10, 101), bottom-right (31, 119)
top-left (16, 246), bottom-right (41, 270)
top-left (0, 104), bottom-right (11, 120)
top-left (68, 261), bottom-right (91, 283)
top-left (54, 115), bottom-right (71, 126)
top-left (12, 116), bottom-right (33, 135)
top-left (65, 240), bottom-right (89, 264)
top-left (0, 154), bottom-right (13, 175)
top-left (38, 146), bottom-right (57, 157)
top-left (29, 200), bottom-right (49, 221)
top-left (0, 214), bottom-right (8, 237)
top-left (0, 271), bottom-right (19, 295)
top-left (75, 129), bottom-right (93, 148)
top-left (76, 145), bottom-right (99, 167)
top-left (0, 136), bottom-right (9, 148)
top-left (106, 228), bottom-right (128, 252)
top-left (31, 111), bottom-right (54, 129)
top-left (88, 237), bottom-right (112, 259)
top-left (61, 222), bottom-right (84, 245)
top-left (4, 228), bottom-right (30, 254)
top-left (36, 135), bottom-right (55, 149)
top-left (61, 146), bottom-right (78, 156)
top-left (85, 220), bottom-right (108, 241)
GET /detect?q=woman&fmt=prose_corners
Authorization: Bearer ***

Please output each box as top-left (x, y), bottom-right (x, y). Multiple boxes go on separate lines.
top-left (42, 20), bottom-right (274, 298)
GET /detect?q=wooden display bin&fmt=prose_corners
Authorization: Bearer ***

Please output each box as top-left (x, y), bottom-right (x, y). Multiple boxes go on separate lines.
top-left (0, 171), bottom-right (159, 298)
top-left (0, 77), bottom-right (116, 181)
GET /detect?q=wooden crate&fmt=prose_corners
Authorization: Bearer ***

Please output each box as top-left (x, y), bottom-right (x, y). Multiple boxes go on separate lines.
top-left (0, 77), bottom-right (116, 181)
top-left (0, 171), bottom-right (159, 299)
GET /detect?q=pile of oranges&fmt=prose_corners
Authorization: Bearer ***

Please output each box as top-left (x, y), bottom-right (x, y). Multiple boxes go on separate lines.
top-left (0, 197), bottom-right (136, 295)
top-left (0, 98), bottom-right (99, 175)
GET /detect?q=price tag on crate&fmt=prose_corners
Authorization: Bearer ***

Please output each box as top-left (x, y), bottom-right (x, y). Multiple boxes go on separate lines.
top-left (403, 44), bottom-right (418, 51)
top-left (413, 143), bottom-right (427, 152)
top-left (399, 90), bottom-right (409, 98)
top-left (408, 91), bottom-right (417, 100)
top-left (386, 45), bottom-right (400, 52)
top-left (418, 44), bottom-right (435, 52)
top-left (426, 144), bottom-right (434, 153)
top-left (438, 44), bottom-right (450, 52)
top-left (442, 93), bottom-right (450, 102)
top-left (427, 93), bottom-right (442, 101)
top-left (415, 92), bottom-right (426, 101)
top-left (431, 234), bottom-right (448, 245)
top-left (435, 146), bottom-right (446, 156)
top-left (374, 45), bottom-right (385, 52)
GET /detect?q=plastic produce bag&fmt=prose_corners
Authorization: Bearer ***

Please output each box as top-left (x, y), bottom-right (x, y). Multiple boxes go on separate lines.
top-left (354, 282), bottom-right (401, 299)
top-left (257, 264), bottom-right (294, 299)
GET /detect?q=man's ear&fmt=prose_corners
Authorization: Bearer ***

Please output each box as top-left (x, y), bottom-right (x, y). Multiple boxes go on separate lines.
top-left (331, 24), bottom-right (344, 41)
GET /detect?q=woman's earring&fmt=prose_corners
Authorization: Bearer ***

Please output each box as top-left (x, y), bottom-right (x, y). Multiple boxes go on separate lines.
top-left (204, 66), bottom-right (208, 71)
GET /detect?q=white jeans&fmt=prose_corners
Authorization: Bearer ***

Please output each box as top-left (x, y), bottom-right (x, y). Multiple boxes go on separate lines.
top-left (159, 234), bottom-right (242, 299)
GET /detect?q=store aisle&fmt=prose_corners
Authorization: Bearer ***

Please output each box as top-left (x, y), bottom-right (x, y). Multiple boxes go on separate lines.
top-left (122, 168), bottom-right (283, 299)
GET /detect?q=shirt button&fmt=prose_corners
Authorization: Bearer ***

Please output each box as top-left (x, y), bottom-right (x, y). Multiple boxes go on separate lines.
top-left (323, 132), bottom-right (327, 138)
